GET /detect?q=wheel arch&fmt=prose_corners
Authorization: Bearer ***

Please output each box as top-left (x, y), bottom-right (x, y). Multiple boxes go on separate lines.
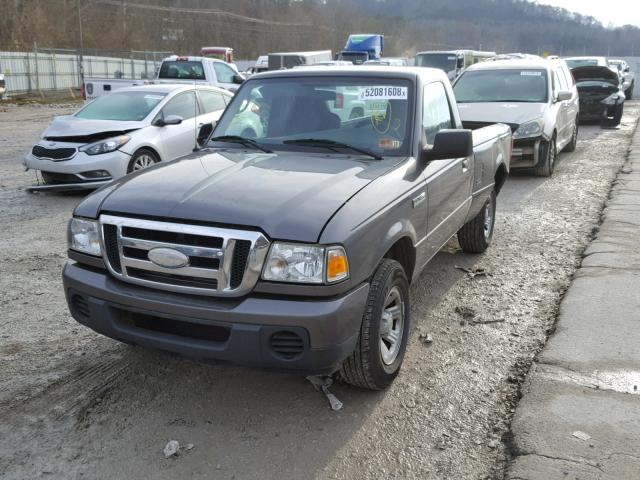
top-left (132, 145), bottom-right (162, 162)
top-left (494, 162), bottom-right (508, 195)
top-left (382, 235), bottom-right (416, 283)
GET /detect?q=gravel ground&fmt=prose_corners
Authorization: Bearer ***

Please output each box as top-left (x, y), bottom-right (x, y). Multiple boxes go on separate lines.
top-left (0, 102), bottom-right (638, 480)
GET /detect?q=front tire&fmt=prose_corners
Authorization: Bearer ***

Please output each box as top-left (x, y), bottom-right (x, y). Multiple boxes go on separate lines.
top-left (625, 82), bottom-right (634, 100)
top-left (339, 259), bottom-right (410, 390)
top-left (127, 148), bottom-right (159, 173)
top-left (457, 189), bottom-right (496, 253)
top-left (534, 136), bottom-right (556, 177)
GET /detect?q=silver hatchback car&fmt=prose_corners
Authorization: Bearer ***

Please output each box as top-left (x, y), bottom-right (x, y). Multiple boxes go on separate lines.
top-left (453, 58), bottom-right (579, 176)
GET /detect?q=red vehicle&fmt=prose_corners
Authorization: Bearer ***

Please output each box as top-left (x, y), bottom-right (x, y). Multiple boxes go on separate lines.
top-left (200, 46), bottom-right (234, 63)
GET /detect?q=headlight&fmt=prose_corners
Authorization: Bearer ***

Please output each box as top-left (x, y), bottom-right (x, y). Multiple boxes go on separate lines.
top-left (80, 135), bottom-right (130, 156)
top-left (601, 93), bottom-right (623, 105)
top-left (513, 118), bottom-right (544, 139)
top-left (68, 218), bottom-right (101, 256)
top-left (262, 243), bottom-right (349, 284)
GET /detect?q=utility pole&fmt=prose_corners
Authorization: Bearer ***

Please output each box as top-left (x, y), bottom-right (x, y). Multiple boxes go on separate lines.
top-left (122, 0), bottom-right (127, 49)
top-left (76, 0), bottom-right (85, 85)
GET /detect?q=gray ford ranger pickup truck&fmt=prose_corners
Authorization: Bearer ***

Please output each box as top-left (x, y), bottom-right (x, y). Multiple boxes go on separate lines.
top-left (63, 67), bottom-right (511, 390)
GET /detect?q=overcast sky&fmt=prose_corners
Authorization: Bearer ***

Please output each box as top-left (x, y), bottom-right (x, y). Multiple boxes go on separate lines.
top-left (534, 0), bottom-right (640, 27)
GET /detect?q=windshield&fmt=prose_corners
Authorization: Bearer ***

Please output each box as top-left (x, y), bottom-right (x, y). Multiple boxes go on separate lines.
top-left (212, 77), bottom-right (414, 157)
top-left (338, 52), bottom-right (369, 65)
top-left (76, 91), bottom-right (166, 121)
top-left (454, 69), bottom-right (548, 103)
top-left (565, 58), bottom-right (599, 69)
top-left (416, 54), bottom-right (457, 71)
top-left (159, 61), bottom-right (205, 80)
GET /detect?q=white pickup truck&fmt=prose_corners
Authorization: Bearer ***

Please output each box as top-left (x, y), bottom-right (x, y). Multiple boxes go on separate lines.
top-left (83, 56), bottom-right (245, 101)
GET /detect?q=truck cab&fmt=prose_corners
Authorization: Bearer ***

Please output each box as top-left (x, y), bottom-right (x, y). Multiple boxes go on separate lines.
top-left (416, 50), bottom-right (496, 81)
top-left (337, 34), bottom-right (384, 65)
top-left (157, 56), bottom-right (244, 91)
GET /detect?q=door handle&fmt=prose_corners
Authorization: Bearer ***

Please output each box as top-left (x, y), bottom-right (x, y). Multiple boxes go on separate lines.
top-left (462, 159), bottom-right (469, 172)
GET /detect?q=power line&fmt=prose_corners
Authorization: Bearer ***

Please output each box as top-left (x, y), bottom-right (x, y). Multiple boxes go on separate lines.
top-left (93, 0), bottom-right (334, 31)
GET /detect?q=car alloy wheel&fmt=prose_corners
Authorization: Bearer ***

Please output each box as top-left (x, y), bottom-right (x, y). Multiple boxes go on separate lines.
top-left (379, 285), bottom-right (405, 366)
top-left (132, 153), bottom-right (157, 171)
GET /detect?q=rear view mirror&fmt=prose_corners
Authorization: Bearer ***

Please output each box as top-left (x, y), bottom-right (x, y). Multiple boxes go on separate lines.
top-left (422, 129), bottom-right (473, 162)
top-left (556, 90), bottom-right (572, 102)
top-left (232, 74), bottom-right (245, 85)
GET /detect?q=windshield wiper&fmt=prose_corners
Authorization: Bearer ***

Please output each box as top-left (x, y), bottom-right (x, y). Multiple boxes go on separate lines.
top-left (209, 135), bottom-right (272, 153)
top-left (283, 138), bottom-right (383, 160)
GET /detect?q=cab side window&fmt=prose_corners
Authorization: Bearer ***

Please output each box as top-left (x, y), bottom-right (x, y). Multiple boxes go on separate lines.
top-left (198, 90), bottom-right (227, 113)
top-left (423, 82), bottom-right (453, 145)
top-left (162, 91), bottom-right (198, 120)
top-left (213, 62), bottom-right (237, 84)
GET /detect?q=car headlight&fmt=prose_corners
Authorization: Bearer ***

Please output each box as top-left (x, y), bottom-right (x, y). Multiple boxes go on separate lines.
top-left (79, 135), bottom-right (130, 156)
top-left (68, 218), bottom-right (101, 256)
top-left (513, 118), bottom-right (544, 139)
top-left (262, 243), bottom-right (349, 284)
top-left (601, 93), bottom-right (623, 105)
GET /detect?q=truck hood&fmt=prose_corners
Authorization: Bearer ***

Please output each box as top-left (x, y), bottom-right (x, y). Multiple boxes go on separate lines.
top-left (43, 115), bottom-right (145, 141)
top-left (457, 102), bottom-right (547, 127)
top-left (572, 66), bottom-right (620, 86)
top-left (80, 149), bottom-right (400, 242)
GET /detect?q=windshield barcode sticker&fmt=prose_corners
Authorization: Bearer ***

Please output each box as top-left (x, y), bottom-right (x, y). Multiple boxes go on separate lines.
top-left (521, 71), bottom-right (542, 76)
top-left (359, 86), bottom-right (408, 100)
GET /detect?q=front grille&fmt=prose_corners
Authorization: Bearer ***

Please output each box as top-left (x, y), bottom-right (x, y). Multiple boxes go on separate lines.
top-left (230, 240), bottom-right (251, 289)
top-left (103, 224), bottom-right (121, 273)
top-left (41, 171), bottom-right (84, 185)
top-left (100, 215), bottom-right (269, 297)
top-left (32, 145), bottom-right (77, 161)
top-left (270, 331), bottom-right (305, 359)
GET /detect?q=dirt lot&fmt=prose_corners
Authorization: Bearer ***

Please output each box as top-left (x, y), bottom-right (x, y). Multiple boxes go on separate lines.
top-left (0, 102), bottom-right (638, 480)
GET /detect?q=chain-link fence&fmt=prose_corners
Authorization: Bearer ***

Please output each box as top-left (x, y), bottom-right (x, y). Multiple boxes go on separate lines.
top-left (0, 46), bottom-right (173, 96)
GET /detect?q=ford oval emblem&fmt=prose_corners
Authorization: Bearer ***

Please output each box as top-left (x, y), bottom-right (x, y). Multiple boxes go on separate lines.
top-left (147, 247), bottom-right (189, 269)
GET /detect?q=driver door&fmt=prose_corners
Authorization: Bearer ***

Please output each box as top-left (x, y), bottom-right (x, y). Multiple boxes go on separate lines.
top-left (155, 91), bottom-right (200, 161)
top-left (422, 81), bottom-right (473, 261)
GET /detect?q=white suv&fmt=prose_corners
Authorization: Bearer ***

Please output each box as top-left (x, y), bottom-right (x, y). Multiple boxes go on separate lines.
top-left (453, 58), bottom-right (579, 176)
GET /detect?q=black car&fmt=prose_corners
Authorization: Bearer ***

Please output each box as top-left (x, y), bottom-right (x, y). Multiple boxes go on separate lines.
top-left (572, 66), bottom-right (625, 127)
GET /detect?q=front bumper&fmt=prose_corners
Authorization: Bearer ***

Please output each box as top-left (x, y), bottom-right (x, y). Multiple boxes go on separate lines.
top-left (63, 262), bottom-right (368, 374)
top-left (510, 137), bottom-right (543, 169)
top-left (579, 102), bottom-right (621, 121)
top-left (23, 145), bottom-right (131, 191)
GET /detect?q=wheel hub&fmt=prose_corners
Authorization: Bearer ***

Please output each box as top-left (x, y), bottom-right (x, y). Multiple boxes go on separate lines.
top-left (379, 286), bottom-right (404, 365)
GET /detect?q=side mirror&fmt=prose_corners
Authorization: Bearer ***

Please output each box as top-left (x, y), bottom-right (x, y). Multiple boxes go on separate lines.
top-left (624, 66), bottom-right (630, 73)
top-left (556, 90), bottom-right (572, 102)
top-left (160, 115), bottom-right (183, 126)
top-left (457, 57), bottom-right (465, 69)
top-left (232, 74), bottom-right (245, 85)
top-left (422, 129), bottom-right (473, 162)
top-left (197, 122), bottom-right (214, 146)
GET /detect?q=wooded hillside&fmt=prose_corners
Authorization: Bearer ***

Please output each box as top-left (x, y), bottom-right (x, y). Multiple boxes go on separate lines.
top-left (1, 0), bottom-right (638, 58)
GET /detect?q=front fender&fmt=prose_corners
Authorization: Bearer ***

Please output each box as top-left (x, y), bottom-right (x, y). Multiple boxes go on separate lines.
top-left (319, 157), bottom-right (424, 287)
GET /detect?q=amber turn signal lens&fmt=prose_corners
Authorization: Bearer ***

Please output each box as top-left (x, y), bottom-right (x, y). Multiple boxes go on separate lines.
top-left (326, 247), bottom-right (349, 283)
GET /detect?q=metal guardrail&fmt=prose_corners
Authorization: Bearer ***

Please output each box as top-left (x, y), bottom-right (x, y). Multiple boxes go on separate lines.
top-left (0, 46), bottom-right (172, 95)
